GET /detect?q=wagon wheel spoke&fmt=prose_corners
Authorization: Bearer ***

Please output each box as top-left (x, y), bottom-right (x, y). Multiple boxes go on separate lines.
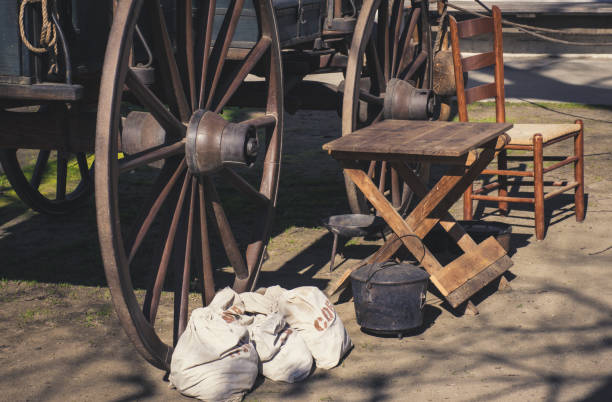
top-left (56, 151), bottom-right (68, 201)
top-left (197, 178), bottom-right (216, 305)
top-left (197, 0), bottom-right (217, 108)
top-left (389, 0), bottom-right (404, 78)
top-left (127, 159), bottom-right (187, 263)
top-left (203, 175), bottom-right (249, 279)
top-left (213, 37), bottom-right (272, 113)
top-left (377, 0), bottom-right (390, 81)
top-left (176, 0), bottom-right (197, 110)
top-left (146, 171), bottom-right (190, 325)
top-left (125, 69), bottom-right (186, 138)
top-left (177, 177), bottom-right (197, 340)
top-left (30, 150), bottom-right (50, 190)
top-left (400, 50), bottom-right (428, 82)
top-left (119, 140), bottom-right (186, 173)
top-left (204, 0), bottom-right (246, 110)
top-left (219, 167), bottom-right (270, 207)
top-left (366, 41), bottom-right (385, 94)
top-left (76, 153), bottom-right (90, 182)
top-left (397, 7), bottom-right (421, 76)
top-left (148, 0), bottom-right (190, 122)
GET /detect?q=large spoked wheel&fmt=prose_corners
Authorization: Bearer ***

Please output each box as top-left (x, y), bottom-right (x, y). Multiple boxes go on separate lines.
top-left (96, 0), bottom-right (283, 369)
top-left (0, 105), bottom-right (93, 215)
top-left (342, 0), bottom-right (432, 215)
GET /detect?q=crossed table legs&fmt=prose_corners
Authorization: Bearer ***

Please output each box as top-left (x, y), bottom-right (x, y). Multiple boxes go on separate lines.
top-left (339, 141), bottom-right (513, 310)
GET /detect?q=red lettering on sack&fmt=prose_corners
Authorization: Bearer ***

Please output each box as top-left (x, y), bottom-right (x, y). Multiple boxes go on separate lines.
top-left (313, 300), bottom-right (336, 331)
top-left (221, 312), bottom-right (235, 323)
top-left (321, 306), bottom-right (334, 321)
top-left (230, 306), bottom-right (243, 315)
top-left (314, 316), bottom-right (328, 331)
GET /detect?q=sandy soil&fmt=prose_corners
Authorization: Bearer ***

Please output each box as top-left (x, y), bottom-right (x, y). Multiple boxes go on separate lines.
top-left (1, 102), bottom-right (612, 401)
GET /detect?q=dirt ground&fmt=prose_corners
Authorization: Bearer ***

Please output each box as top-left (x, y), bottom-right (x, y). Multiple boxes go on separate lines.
top-left (1, 102), bottom-right (612, 401)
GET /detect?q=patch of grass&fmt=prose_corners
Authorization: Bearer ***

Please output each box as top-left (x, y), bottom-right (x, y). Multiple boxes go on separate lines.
top-left (21, 309), bottom-right (36, 321)
top-left (83, 304), bottom-right (113, 327)
top-left (345, 238), bottom-right (360, 247)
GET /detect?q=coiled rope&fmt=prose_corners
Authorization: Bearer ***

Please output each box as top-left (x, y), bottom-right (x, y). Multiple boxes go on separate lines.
top-left (446, 0), bottom-right (612, 47)
top-left (18, 0), bottom-right (59, 73)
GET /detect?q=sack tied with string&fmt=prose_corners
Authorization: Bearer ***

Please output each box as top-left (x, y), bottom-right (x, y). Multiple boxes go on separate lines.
top-left (169, 307), bottom-right (258, 401)
top-left (278, 286), bottom-right (352, 369)
top-left (248, 313), bottom-right (313, 383)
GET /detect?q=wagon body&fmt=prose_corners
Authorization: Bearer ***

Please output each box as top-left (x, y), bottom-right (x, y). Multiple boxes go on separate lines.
top-left (1, 0), bottom-right (438, 370)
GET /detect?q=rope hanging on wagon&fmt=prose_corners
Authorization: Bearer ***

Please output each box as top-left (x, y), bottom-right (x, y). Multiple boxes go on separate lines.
top-left (18, 0), bottom-right (59, 73)
top-left (446, 0), bottom-right (612, 46)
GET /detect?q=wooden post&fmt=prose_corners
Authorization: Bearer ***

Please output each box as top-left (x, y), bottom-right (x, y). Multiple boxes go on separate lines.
top-left (574, 120), bottom-right (585, 222)
top-left (533, 134), bottom-right (545, 240)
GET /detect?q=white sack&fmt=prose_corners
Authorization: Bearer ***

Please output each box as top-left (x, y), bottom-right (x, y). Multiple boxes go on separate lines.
top-left (249, 313), bottom-right (313, 383)
top-left (208, 287), bottom-right (253, 326)
top-left (169, 307), bottom-right (259, 401)
top-left (279, 287), bottom-right (352, 369)
top-left (240, 291), bottom-right (276, 315)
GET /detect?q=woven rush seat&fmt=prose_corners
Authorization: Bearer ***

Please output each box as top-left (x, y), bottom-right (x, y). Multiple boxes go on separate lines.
top-left (507, 123), bottom-right (582, 145)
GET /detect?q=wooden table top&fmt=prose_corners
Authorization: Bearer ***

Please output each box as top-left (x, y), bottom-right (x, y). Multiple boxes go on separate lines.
top-left (323, 120), bottom-right (513, 158)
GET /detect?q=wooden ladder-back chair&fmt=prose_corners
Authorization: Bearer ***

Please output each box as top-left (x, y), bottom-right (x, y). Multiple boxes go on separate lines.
top-left (449, 6), bottom-right (584, 240)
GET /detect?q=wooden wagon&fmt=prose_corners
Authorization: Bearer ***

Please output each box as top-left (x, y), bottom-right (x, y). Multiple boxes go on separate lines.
top-left (1, 0), bottom-right (447, 370)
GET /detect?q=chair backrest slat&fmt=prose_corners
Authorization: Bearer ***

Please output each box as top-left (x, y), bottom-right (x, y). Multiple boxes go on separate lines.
top-left (455, 17), bottom-right (494, 38)
top-left (462, 52), bottom-right (495, 72)
top-left (465, 83), bottom-right (497, 104)
top-left (450, 6), bottom-right (505, 123)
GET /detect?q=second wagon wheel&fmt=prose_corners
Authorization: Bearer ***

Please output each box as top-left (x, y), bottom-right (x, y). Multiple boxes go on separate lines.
top-left (342, 0), bottom-right (433, 216)
top-left (0, 105), bottom-right (93, 215)
top-left (96, 0), bottom-right (283, 369)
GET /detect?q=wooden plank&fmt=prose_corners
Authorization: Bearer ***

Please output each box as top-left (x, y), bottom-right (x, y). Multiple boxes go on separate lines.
top-left (343, 166), bottom-right (450, 295)
top-left (323, 121), bottom-right (512, 157)
top-left (390, 162), bottom-right (479, 253)
top-left (456, 16), bottom-right (493, 38)
top-left (0, 83), bottom-right (83, 101)
top-left (0, 110), bottom-right (95, 152)
top-left (445, 254), bottom-right (513, 308)
top-left (462, 52), bottom-right (495, 72)
top-left (435, 236), bottom-right (510, 294)
top-left (465, 83), bottom-right (497, 104)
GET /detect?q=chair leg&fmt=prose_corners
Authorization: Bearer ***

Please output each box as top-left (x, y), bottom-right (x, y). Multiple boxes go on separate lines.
top-left (574, 120), bottom-right (585, 222)
top-left (330, 233), bottom-right (339, 272)
top-left (497, 149), bottom-right (509, 215)
top-left (533, 134), bottom-right (545, 240)
top-left (463, 183), bottom-right (474, 220)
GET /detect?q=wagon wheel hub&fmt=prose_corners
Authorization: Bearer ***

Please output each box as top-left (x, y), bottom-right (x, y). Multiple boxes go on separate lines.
top-left (186, 109), bottom-right (259, 175)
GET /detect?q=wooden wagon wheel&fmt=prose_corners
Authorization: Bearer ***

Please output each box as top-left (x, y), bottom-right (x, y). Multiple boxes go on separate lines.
top-left (96, 0), bottom-right (283, 370)
top-left (342, 0), bottom-right (433, 216)
top-left (0, 105), bottom-right (93, 215)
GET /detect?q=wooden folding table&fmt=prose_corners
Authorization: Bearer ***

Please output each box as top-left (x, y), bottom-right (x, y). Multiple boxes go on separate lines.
top-left (323, 120), bottom-right (514, 309)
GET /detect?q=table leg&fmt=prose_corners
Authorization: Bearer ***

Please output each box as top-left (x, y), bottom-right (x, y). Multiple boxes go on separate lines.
top-left (343, 166), bottom-right (450, 294)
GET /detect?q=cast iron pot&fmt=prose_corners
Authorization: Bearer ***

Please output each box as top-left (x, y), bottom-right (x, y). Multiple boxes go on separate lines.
top-left (350, 262), bottom-right (430, 334)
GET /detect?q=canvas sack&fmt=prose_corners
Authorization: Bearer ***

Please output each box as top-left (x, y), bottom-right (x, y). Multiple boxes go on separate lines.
top-left (240, 291), bottom-right (276, 315)
top-left (248, 313), bottom-right (313, 383)
top-left (279, 286), bottom-right (352, 369)
top-left (208, 287), bottom-right (253, 326)
top-left (169, 307), bottom-right (259, 401)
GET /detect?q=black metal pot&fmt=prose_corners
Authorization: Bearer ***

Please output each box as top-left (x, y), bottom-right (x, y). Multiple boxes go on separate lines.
top-left (350, 262), bottom-right (430, 334)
